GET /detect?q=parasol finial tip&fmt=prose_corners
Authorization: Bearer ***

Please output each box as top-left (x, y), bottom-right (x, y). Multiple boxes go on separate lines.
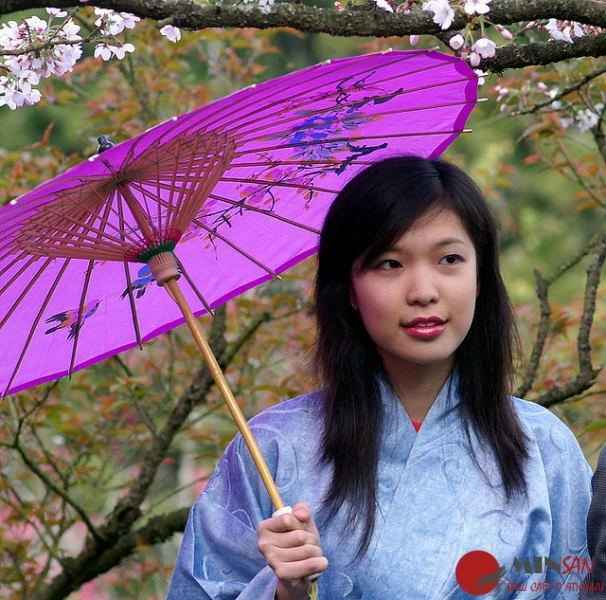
top-left (97, 135), bottom-right (115, 153)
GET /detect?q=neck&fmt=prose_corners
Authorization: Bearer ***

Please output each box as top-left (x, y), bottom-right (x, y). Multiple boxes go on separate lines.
top-left (382, 360), bottom-right (453, 422)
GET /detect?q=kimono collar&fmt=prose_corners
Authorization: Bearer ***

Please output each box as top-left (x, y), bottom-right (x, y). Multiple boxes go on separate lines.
top-left (378, 369), bottom-right (463, 449)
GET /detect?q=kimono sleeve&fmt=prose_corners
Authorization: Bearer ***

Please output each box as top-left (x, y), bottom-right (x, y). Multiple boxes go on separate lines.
top-left (167, 434), bottom-right (281, 600)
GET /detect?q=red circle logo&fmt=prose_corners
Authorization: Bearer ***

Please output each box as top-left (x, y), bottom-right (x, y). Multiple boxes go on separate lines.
top-left (456, 550), bottom-right (503, 595)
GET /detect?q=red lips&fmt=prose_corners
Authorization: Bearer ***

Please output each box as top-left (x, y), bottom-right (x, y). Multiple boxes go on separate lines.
top-left (402, 316), bottom-right (446, 327)
top-left (402, 317), bottom-right (447, 339)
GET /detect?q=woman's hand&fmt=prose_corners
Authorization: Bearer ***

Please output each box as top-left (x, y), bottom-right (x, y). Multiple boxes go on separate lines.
top-left (257, 502), bottom-right (329, 600)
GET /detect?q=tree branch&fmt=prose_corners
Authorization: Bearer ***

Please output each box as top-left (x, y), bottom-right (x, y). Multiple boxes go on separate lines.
top-left (512, 65), bottom-right (606, 116)
top-left (3, 2), bottom-right (606, 71)
top-left (517, 225), bottom-right (606, 399)
top-left (480, 33), bottom-right (606, 72)
top-left (33, 508), bottom-right (191, 600)
top-left (2, 0), bottom-right (606, 36)
top-left (31, 302), bottom-right (281, 599)
top-left (515, 269), bottom-right (551, 399)
top-left (593, 118), bottom-right (606, 163)
top-left (535, 233), bottom-right (606, 408)
top-left (28, 307), bottom-right (226, 599)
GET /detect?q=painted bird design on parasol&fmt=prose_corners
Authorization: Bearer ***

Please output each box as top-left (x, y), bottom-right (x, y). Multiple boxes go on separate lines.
top-left (45, 299), bottom-right (102, 340)
top-left (121, 265), bottom-right (155, 300)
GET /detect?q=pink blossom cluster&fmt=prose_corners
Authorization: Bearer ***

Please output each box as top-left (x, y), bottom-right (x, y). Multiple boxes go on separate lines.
top-left (0, 8), bottom-right (183, 110)
top-left (0, 9), bottom-right (82, 109)
top-left (494, 77), bottom-right (604, 134)
top-left (529, 19), bottom-right (604, 44)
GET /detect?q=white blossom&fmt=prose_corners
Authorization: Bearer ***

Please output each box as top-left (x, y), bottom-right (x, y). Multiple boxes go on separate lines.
top-left (0, 12), bottom-right (82, 110)
top-left (0, 21), bottom-right (25, 51)
top-left (449, 34), bottom-right (465, 50)
top-left (472, 37), bottom-right (497, 58)
top-left (421, 0), bottom-right (455, 30)
top-left (548, 89), bottom-right (562, 110)
top-left (373, 0), bottom-right (394, 12)
top-left (23, 16), bottom-right (48, 35)
top-left (572, 22), bottom-right (585, 38)
top-left (94, 9), bottom-right (140, 36)
top-left (410, 34), bottom-right (420, 46)
top-left (94, 42), bottom-right (135, 61)
top-left (160, 25), bottom-right (182, 43)
top-left (576, 105), bottom-right (604, 132)
top-left (0, 73), bottom-right (41, 109)
top-left (464, 0), bottom-right (491, 16)
top-left (114, 43), bottom-right (135, 59)
top-left (545, 19), bottom-right (573, 44)
top-left (560, 117), bottom-right (574, 129)
top-left (46, 8), bottom-right (68, 19)
top-left (94, 43), bottom-right (113, 61)
top-left (495, 85), bottom-right (509, 102)
top-left (473, 69), bottom-right (487, 85)
top-left (496, 25), bottom-right (513, 40)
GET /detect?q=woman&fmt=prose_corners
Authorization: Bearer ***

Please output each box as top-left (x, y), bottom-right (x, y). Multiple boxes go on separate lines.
top-left (167, 156), bottom-right (592, 599)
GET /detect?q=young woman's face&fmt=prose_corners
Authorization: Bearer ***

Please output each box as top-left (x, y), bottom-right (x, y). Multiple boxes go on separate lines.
top-left (350, 208), bottom-right (478, 378)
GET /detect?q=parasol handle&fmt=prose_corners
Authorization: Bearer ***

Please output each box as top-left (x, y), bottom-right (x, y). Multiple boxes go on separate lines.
top-left (163, 277), bottom-right (285, 512)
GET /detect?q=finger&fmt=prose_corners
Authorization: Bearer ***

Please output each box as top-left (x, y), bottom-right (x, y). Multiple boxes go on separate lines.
top-left (272, 556), bottom-right (330, 583)
top-left (265, 527), bottom-right (319, 549)
top-left (292, 503), bottom-right (321, 541)
top-left (258, 513), bottom-right (307, 535)
top-left (261, 540), bottom-right (325, 564)
top-left (291, 502), bottom-right (312, 523)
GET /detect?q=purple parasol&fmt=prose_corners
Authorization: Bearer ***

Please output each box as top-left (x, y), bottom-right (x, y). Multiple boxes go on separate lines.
top-left (0, 49), bottom-right (477, 509)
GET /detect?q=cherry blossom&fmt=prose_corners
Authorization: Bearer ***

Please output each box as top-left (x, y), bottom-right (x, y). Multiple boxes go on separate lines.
top-left (160, 25), bottom-right (182, 43)
top-left (94, 9), bottom-right (140, 36)
top-left (494, 85), bottom-right (509, 102)
top-left (0, 12), bottom-right (83, 109)
top-left (421, 0), bottom-right (455, 30)
top-left (94, 42), bottom-right (136, 61)
top-left (474, 69), bottom-right (487, 85)
top-left (46, 8), bottom-right (68, 19)
top-left (463, 0), bottom-right (491, 16)
top-left (0, 71), bottom-right (42, 109)
top-left (576, 105), bottom-right (604, 132)
top-left (496, 25), bottom-right (513, 40)
top-left (373, 0), bottom-right (394, 13)
top-left (472, 37), bottom-right (497, 59)
top-left (545, 19), bottom-right (574, 44)
top-left (449, 34), bottom-right (465, 50)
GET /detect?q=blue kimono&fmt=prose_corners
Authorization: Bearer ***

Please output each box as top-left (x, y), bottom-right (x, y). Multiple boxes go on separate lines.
top-left (167, 376), bottom-right (593, 599)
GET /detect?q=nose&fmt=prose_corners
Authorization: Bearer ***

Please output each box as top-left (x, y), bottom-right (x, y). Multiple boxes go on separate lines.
top-left (405, 267), bottom-right (438, 306)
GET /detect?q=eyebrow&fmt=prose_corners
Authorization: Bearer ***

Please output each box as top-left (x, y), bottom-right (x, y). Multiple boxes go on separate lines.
top-left (390, 237), bottom-right (469, 252)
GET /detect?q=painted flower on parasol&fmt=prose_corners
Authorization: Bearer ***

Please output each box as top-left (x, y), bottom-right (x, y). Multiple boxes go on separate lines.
top-left (0, 49), bottom-right (478, 512)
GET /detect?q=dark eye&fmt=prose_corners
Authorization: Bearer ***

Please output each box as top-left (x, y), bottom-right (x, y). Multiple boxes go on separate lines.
top-left (440, 254), bottom-right (463, 265)
top-left (377, 259), bottom-right (402, 270)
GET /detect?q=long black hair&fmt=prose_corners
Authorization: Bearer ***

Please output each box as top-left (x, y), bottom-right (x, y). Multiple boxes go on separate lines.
top-left (313, 156), bottom-right (528, 557)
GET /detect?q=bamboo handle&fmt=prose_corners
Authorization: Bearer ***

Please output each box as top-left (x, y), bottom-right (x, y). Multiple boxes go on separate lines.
top-left (164, 278), bottom-right (285, 511)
